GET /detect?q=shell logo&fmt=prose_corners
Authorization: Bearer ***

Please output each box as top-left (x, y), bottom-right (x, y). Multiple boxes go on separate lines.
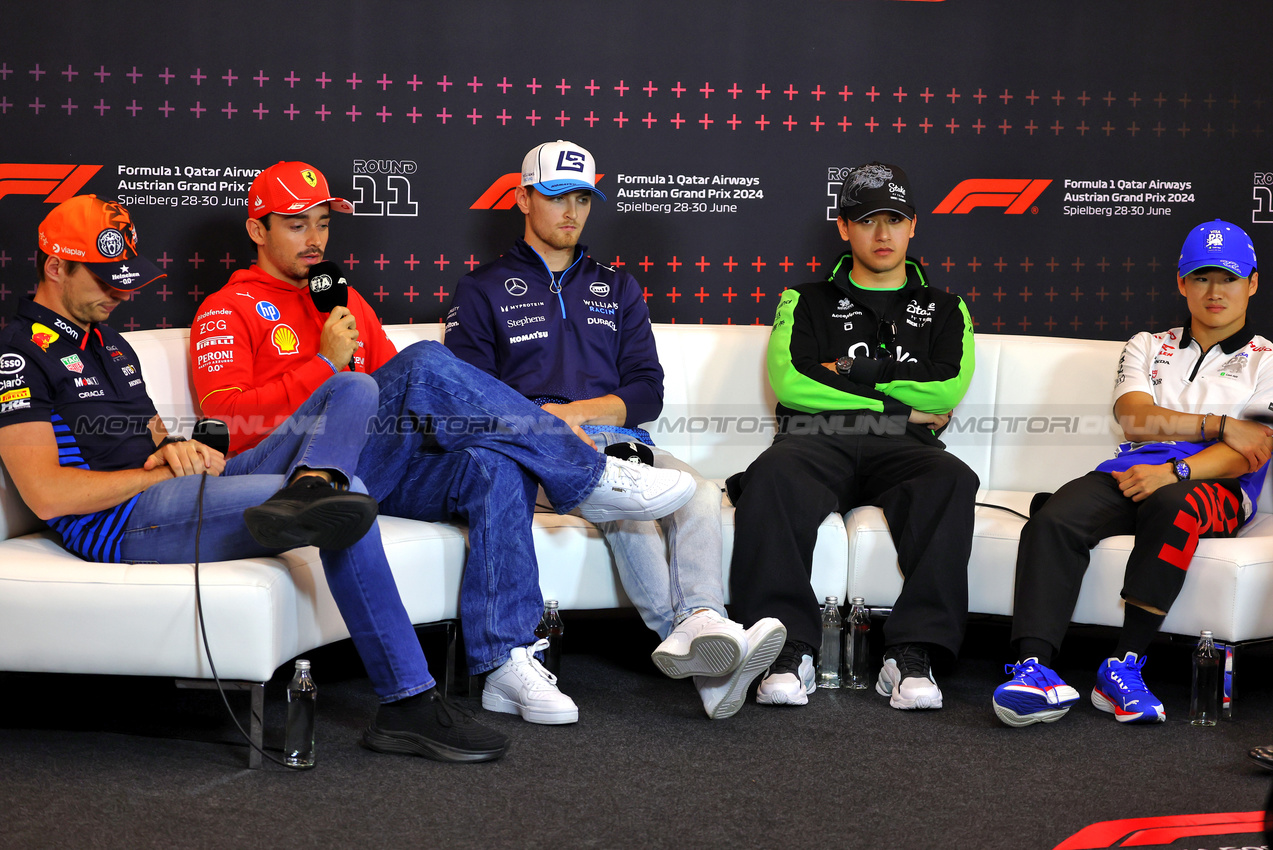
top-left (271, 323), bottom-right (300, 355)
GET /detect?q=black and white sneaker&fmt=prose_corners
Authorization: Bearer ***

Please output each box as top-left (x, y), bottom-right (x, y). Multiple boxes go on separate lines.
top-left (755, 640), bottom-right (816, 706)
top-left (876, 644), bottom-right (942, 710)
top-left (243, 475), bottom-right (378, 551)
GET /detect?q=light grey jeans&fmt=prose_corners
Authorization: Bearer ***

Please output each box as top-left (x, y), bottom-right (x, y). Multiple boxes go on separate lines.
top-left (588, 430), bottom-right (728, 639)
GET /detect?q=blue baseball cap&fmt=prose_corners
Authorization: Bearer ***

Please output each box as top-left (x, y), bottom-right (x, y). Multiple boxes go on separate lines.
top-left (1178, 219), bottom-right (1258, 278)
top-left (520, 140), bottom-right (607, 200)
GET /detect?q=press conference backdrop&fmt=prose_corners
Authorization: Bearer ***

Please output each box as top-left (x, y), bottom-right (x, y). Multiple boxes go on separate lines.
top-left (2, 1), bottom-right (1271, 337)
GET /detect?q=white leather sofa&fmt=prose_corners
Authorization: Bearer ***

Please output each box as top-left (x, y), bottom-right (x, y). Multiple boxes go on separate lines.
top-left (2, 323), bottom-right (1270, 764)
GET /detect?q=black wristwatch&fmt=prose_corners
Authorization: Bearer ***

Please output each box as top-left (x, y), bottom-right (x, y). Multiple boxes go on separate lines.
top-left (835, 355), bottom-right (855, 376)
top-left (1171, 458), bottom-right (1191, 481)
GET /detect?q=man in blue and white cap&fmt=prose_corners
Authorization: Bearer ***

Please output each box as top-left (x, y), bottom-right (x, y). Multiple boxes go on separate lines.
top-left (445, 140), bottom-right (787, 720)
top-left (994, 220), bottom-right (1273, 728)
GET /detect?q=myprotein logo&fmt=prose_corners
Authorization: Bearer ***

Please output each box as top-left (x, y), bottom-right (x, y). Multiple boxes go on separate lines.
top-left (471, 172), bottom-right (606, 210)
top-left (0, 164), bottom-right (102, 203)
top-left (932, 179), bottom-right (1052, 214)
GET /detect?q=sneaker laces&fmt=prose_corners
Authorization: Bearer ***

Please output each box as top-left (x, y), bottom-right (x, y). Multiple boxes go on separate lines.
top-left (1110, 654), bottom-right (1149, 692)
top-left (598, 457), bottom-right (643, 492)
top-left (768, 641), bottom-right (811, 676)
top-left (432, 692), bottom-right (477, 729)
top-left (892, 644), bottom-right (932, 680)
top-left (526, 638), bottom-right (559, 685)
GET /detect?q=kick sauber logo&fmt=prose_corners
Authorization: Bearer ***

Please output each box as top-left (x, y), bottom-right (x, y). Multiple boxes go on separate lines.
top-left (471, 172), bottom-right (607, 210)
top-left (932, 179), bottom-right (1052, 214)
top-left (0, 164), bottom-right (102, 203)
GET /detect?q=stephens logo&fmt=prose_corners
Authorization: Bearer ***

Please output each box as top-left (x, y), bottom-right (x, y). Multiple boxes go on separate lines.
top-left (932, 179), bottom-right (1052, 214)
top-left (471, 172), bottom-right (606, 210)
top-left (0, 164), bottom-right (102, 204)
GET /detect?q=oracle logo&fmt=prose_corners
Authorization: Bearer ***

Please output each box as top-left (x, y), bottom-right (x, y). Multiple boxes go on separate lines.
top-left (932, 179), bottom-right (1052, 214)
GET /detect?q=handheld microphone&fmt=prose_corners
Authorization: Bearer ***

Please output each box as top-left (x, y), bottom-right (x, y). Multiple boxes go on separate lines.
top-left (308, 261), bottom-right (349, 314)
top-left (604, 440), bottom-right (655, 467)
top-left (191, 418), bottom-right (231, 456)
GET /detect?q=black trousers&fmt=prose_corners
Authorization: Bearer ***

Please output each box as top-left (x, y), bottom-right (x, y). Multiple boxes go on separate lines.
top-left (1011, 470), bottom-right (1246, 653)
top-left (729, 432), bottom-right (979, 656)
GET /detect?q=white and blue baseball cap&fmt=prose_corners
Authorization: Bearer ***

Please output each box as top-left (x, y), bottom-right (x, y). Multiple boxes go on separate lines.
top-left (521, 140), bottom-right (607, 200)
top-left (1178, 219), bottom-right (1258, 277)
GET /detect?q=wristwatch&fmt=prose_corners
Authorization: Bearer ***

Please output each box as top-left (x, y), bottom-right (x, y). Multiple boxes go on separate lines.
top-left (1171, 458), bottom-right (1191, 481)
top-left (835, 355), bottom-right (855, 376)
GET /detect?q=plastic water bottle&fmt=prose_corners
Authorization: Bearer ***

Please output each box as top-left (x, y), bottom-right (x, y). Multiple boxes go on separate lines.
top-left (1189, 630), bottom-right (1220, 727)
top-left (842, 597), bottom-right (871, 690)
top-left (818, 596), bottom-right (842, 688)
top-left (534, 600), bottom-right (564, 676)
top-left (284, 659), bottom-right (317, 768)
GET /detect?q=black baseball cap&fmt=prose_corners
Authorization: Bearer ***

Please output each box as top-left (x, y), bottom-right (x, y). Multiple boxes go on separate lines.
top-left (838, 162), bottom-right (915, 221)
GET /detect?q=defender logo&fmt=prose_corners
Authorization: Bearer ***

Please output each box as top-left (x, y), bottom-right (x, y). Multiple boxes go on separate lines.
top-left (932, 179), bottom-right (1052, 214)
top-left (0, 163), bottom-right (102, 203)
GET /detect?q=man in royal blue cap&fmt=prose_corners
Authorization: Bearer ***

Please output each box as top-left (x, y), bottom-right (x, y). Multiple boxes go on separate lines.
top-left (994, 219), bottom-right (1273, 728)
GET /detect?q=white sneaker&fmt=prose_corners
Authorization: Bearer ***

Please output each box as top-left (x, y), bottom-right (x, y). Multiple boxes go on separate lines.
top-left (875, 645), bottom-right (943, 710)
top-left (576, 457), bottom-right (696, 523)
top-left (694, 618), bottom-right (787, 720)
top-left (756, 642), bottom-right (816, 706)
top-left (651, 609), bottom-right (746, 679)
top-left (481, 639), bottom-right (579, 724)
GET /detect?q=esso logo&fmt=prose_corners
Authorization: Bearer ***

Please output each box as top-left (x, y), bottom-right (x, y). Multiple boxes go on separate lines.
top-left (0, 353), bottom-right (25, 374)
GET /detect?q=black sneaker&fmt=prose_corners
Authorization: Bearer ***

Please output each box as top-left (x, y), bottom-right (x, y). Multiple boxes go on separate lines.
top-left (243, 475), bottom-right (378, 551)
top-left (755, 640), bottom-right (816, 706)
top-left (362, 689), bottom-right (510, 763)
top-left (876, 644), bottom-right (942, 710)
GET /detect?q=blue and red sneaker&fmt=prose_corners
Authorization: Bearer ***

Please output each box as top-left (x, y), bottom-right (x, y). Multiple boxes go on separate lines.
top-left (992, 658), bottom-right (1081, 727)
top-left (1091, 653), bottom-right (1166, 723)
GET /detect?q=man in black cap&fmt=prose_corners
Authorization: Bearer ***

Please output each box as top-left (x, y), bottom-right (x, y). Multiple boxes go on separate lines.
top-left (727, 162), bottom-right (978, 711)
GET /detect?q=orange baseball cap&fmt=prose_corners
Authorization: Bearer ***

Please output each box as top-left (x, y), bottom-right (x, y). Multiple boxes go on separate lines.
top-left (38, 195), bottom-right (166, 291)
top-left (248, 161), bottom-right (354, 219)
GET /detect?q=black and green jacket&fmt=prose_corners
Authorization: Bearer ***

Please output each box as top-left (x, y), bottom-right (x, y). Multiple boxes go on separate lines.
top-left (766, 251), bottom-right (975, 445)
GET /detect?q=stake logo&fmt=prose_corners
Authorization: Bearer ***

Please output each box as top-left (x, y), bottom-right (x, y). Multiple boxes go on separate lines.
top-left (0, 164), bottom-right (102, 203)
top-left (471, 172), bottom-right (606, 210)
top-left (932, 179), bottom-right (1052, 214)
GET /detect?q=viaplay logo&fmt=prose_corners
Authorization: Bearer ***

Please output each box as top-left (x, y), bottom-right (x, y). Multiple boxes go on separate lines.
top-left (932, 179), bottom-right (1052, 214)
top-left (0, 164), bottom-right (102, 203)
top-left (471, 172), bottom-right (607, 210)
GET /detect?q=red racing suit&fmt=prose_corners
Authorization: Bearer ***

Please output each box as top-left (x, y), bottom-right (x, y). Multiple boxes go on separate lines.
top-left (190, 265), bottom-right (396, 455)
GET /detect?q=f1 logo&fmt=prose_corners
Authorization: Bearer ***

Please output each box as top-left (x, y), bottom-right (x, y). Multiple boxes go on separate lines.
top-left (932, 179), bottom-right (1052, 214)
top-left (0, 164), bottom-right (102, 203)
top-left (556, 151), bottom-right (586, 173)
top-left (471, 172), bottom-right (606, 210)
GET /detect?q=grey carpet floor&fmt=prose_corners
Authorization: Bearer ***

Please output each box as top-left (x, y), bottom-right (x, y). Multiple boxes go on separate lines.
top-left (2, 616), bottom-right (1271, 850)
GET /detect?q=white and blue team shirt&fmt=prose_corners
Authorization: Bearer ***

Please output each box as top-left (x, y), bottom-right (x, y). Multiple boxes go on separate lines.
top-left (1097, 324), bottom-right (1273, 517)
top-left (0, 299), bottom-right (157, 561)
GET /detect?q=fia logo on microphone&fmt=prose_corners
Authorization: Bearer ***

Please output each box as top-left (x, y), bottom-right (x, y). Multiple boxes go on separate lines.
top-left (311, 273), bottom-right (334, 292)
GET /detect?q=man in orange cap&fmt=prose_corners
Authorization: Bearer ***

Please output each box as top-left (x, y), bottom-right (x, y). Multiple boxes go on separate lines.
top-left (0, 195), bottom-right (512, 763)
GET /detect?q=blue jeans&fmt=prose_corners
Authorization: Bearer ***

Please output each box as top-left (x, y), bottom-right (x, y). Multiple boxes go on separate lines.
top-left (356, 342), bottom-right (606, 674)
top-left (589, 430), bottom-right (726, 639)
top-left (119, 372), bottom-right (435, 702)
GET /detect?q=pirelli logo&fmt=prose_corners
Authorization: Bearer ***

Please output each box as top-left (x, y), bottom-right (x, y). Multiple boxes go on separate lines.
top-left (0, 164), bottom-right (102, 203)
top-left (932, 179), bottom-right (1052, 214)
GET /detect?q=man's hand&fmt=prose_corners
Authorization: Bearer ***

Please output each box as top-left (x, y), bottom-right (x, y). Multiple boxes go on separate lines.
top-left (541, 403), bottom-right (598, 449)
top-left (1221, 417), bottom-right (1273, 472)
top-left (1112, 462), bottom-right (1175, 502)
top-left (143, 440), bottom-right (226, 478)
top-left (319, 305), bottom-right (360, 370)
top-left (908, 409), bottom-right (951, 430)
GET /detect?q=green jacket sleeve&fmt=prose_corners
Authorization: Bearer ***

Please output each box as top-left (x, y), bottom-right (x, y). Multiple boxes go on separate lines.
top-left (767, 288), bottom-right (903, 414)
